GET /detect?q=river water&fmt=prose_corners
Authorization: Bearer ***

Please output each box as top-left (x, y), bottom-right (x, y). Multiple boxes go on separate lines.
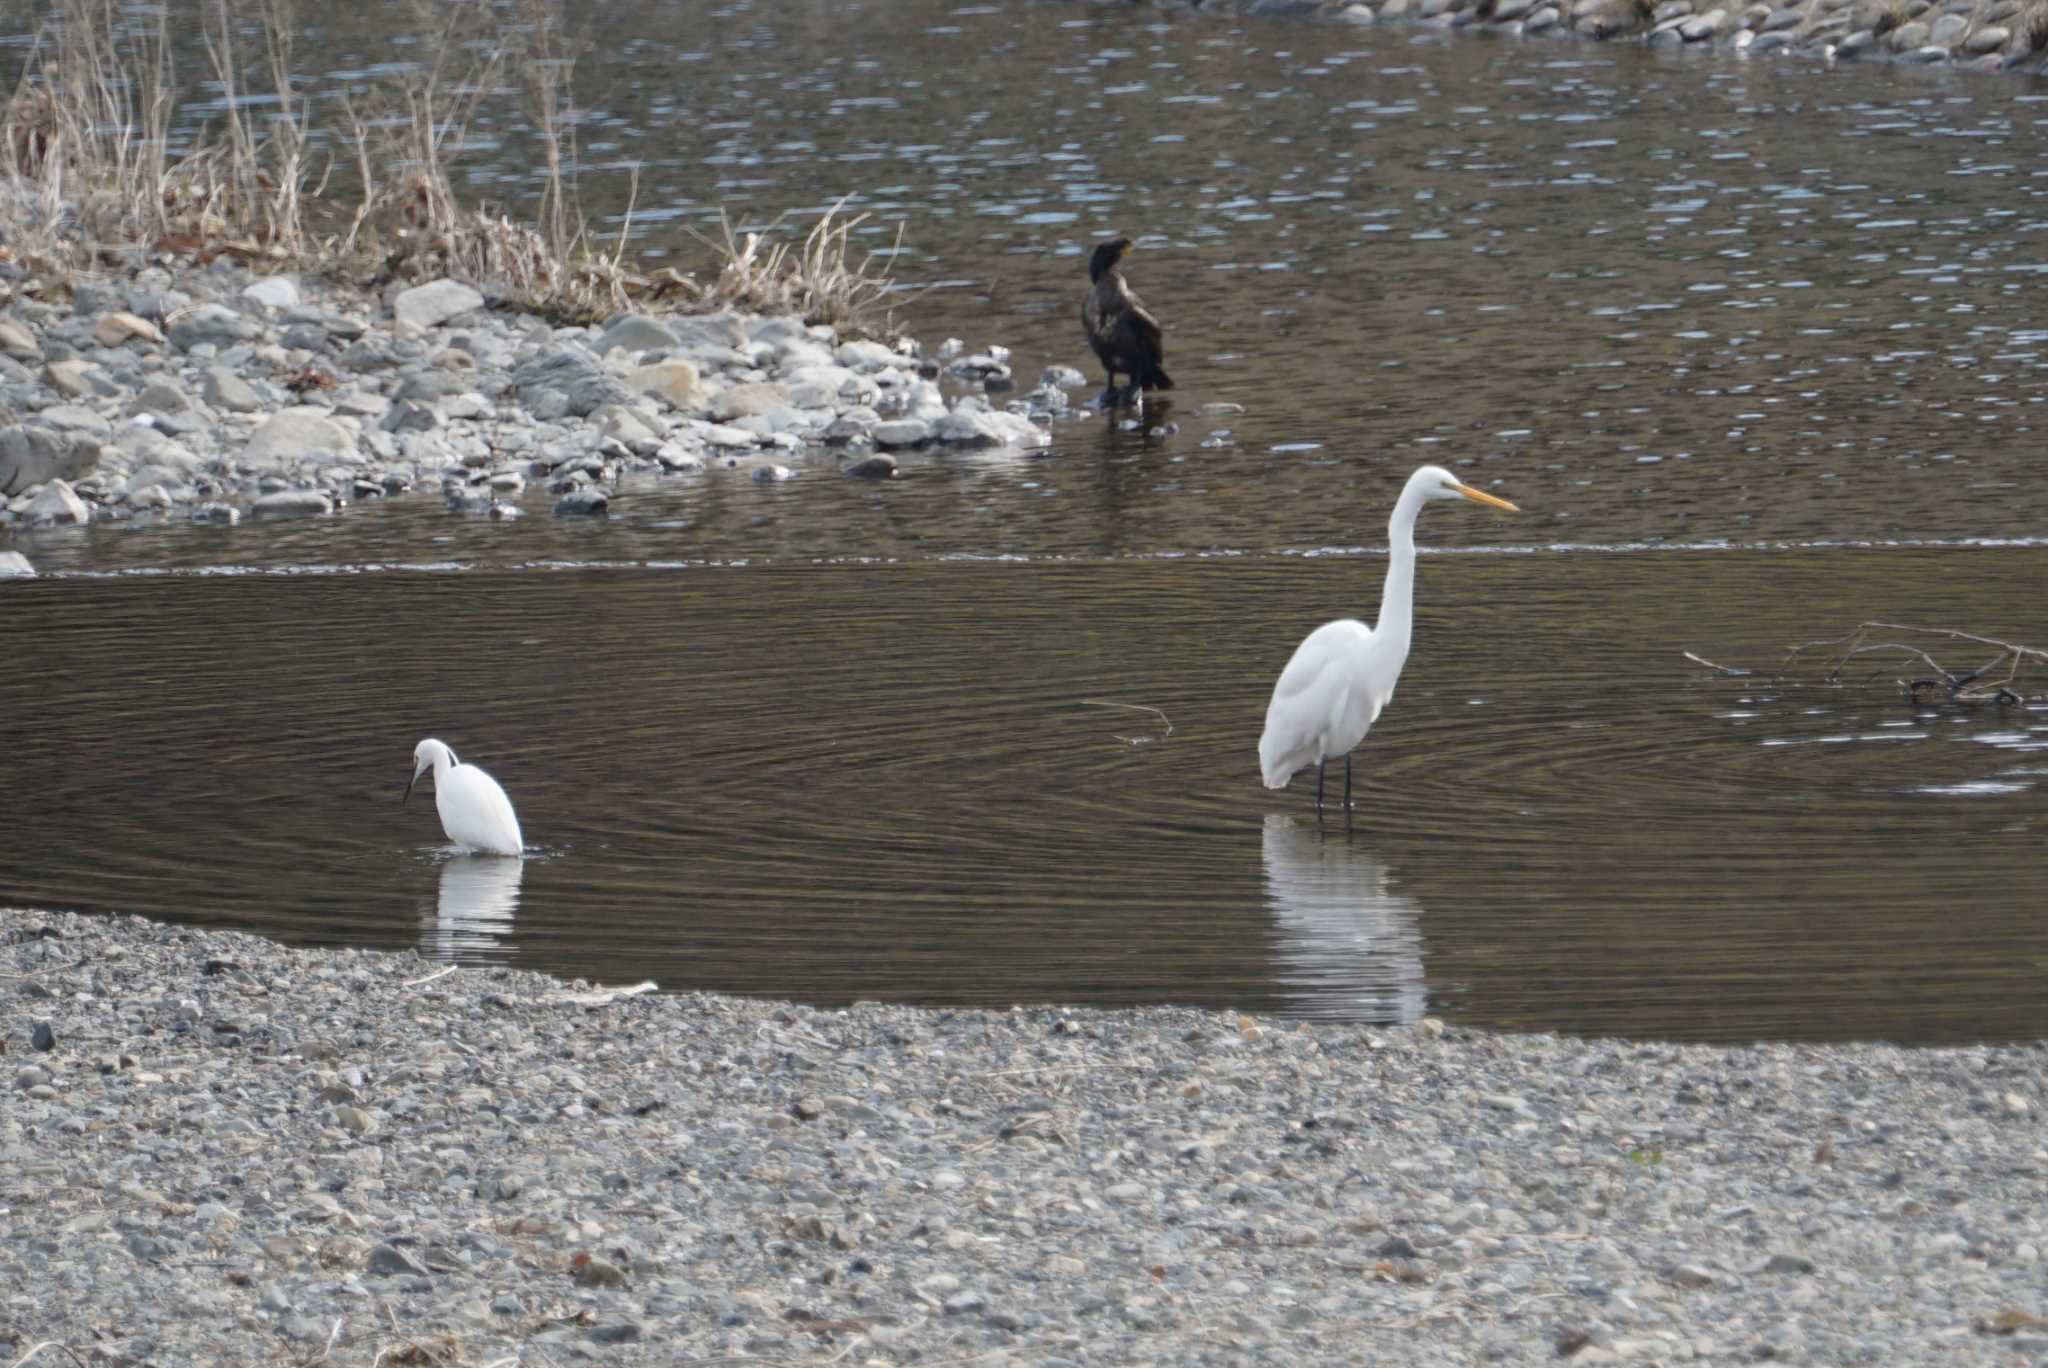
top-left (4, 0), bottom-right (2046, 1042)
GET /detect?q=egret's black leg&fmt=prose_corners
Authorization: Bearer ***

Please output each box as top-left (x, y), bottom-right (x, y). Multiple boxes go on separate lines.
top-left (1096, 380), bottom-right (1119, 410)
top-left (1315, 759), bottom-right (1326, 816)
top-left (1344, 753), bottom-right (1353, 810)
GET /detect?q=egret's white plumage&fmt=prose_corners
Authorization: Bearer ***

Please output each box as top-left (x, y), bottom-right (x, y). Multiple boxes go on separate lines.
top-left (404, 738), bottom-right (524, 855)
top-left (1258, 464), bottom-right (1519, 811)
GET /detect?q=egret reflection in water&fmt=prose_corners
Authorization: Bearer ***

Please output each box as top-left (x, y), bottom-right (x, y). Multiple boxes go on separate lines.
top-left (427, 855), bottom-right (524, 959)
top-left (1261, 815), bottom-right (1427, 1023)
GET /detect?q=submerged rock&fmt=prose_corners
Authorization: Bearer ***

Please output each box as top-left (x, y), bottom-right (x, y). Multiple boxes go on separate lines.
top-left (553, 487), bottom-right (610, 516)
top-left (844, 453), bottom-right (899, 479)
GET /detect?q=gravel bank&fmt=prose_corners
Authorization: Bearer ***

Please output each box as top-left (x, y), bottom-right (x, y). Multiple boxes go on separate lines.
top-left (1289, 0), bottom-right (2048, 75)
top-left (4, 906), bottom-right (2045, 1366)
top-left (0, 263), bottom-right (1068, 547)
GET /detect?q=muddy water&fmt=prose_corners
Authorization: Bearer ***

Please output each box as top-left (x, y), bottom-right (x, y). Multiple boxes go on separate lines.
top-left (5, 1), bottom-right (2047, 1042)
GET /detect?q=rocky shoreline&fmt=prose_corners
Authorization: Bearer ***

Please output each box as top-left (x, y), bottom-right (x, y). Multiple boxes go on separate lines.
top-left (0, 265), bottom-right (1072, 560)
top-left (1288, 0), bottom-right (2048, 72)
top-left (4, 905), bottom-right (2045, 1365)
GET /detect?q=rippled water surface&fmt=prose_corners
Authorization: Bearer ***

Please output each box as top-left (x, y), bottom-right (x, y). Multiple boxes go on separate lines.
top-left (4, 0), bottom-right (2047, 1041)
top-left (5, 551), bottom-right (2044, 1043)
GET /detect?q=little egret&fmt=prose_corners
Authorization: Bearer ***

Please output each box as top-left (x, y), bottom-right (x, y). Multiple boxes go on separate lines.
top-left (1258, 464), bottom-right (1519, 815)
top-left (403, 738), bottom-right (524, 855)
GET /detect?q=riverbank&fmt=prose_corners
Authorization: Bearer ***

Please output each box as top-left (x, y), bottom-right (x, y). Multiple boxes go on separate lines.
top-left (4, 906), bottom-right (2044, 1365)
top-left (0, 259), bottom-right (1061, 547)
top-left (1299, 0), bottom-right (2048, 73)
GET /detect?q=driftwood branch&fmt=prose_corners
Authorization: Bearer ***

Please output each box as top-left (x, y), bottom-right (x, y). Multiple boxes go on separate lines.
top-left (1686, 621), bottom-right (2042, 705)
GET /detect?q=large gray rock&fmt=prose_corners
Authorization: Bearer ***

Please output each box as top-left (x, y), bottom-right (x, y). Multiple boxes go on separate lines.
top-left (240, 409), bottom-right (355, 472)
top-left (36, 405), bottom-right (110, 435)
top-left (167, 304), bottom-right (257, 350)
top-left (0, 550), bottom-right (35, 577)
top-left (596, 314), bottom-right (680, 355)
top-left (25, 478), bottom-right (90, 525)
top-left (202, 366), bottom-right (264, 414)
top-left (871, 419), bottom-right (930, 448)
top-left (251, 490), bottom-right (333, 517)
top-left (393, 279), bottom-right (485, 329)
top-left (128, 383), bottom-right (193, 418)
top-left (0, 424), bottom-right (101, 495)
top-left (511, 349), bottom-right (630, 418)
top-left (242, 277), bottom-right (301, 310)
top-left (667, 312), bottom-right (749, 353)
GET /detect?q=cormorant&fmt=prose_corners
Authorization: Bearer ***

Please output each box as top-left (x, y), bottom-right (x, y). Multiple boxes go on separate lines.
top-left (1081, 236), bottom-right (1173, 410)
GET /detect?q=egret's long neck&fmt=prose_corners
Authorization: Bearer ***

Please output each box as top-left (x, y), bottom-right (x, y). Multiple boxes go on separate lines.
top-left (1375, 486), bottom-right (1424, 653)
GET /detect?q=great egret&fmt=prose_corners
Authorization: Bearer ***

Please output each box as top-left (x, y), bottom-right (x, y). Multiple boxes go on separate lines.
top-left (1081, 236), bottom-right (1174, 410)
top-left (1258, 464), bottom-right (1519, 814)
top-left (403, 738), bottom-right (524, 855)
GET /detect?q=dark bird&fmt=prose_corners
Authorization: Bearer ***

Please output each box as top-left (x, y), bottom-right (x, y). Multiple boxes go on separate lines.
top-left (1081, 236), bottom-right (1173, 411)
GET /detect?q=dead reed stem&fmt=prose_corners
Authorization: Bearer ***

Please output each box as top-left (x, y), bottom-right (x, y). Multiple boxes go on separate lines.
top-left (1686, 621), bottom-right (2045, 705)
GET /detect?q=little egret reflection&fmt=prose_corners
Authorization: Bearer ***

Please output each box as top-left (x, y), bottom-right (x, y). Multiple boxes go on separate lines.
top-left (1258, 464), bottom-right (1519, 814)
top-left (403, 739), bottom-right (524, 855)
top-left (428, 854), bottom-right (525, 959)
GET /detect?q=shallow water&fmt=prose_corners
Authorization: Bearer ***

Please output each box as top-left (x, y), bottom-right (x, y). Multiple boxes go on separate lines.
top-left (4, 549), bottom-right (2044, 1043)
top-left (5, 1), bottom-right (2048, 1042)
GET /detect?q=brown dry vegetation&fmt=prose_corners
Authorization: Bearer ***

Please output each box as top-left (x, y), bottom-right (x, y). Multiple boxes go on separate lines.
top-left (0, 0), bottom-right (902, 330)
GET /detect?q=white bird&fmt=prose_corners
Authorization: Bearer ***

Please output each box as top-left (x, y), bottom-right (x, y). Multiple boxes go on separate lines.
top-left (403, 738), bottom-right (524, 855)
top-left (1258, 464), bottom-right (1519, 814)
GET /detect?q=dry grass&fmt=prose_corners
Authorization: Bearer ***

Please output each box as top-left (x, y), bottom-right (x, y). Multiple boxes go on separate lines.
top-left (692, 199), bottom-right (908, 335)
top-left (0, 0), bottom-right (903, 332)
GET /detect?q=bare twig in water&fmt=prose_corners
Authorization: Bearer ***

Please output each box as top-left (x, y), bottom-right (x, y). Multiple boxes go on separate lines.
top-left (1681, 651), bottom-right (1752, 677)
top-left (9, 1343), bottom-right (95, 1368)
top-left (1684, 621), bottom-right (2043, 705)
top-left (1079, 699), bottom-right (1173, 746)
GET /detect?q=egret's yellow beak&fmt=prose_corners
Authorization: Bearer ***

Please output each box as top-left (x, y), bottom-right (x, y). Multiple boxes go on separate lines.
top-left (1452, 482), bottom-right (1520, 513)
